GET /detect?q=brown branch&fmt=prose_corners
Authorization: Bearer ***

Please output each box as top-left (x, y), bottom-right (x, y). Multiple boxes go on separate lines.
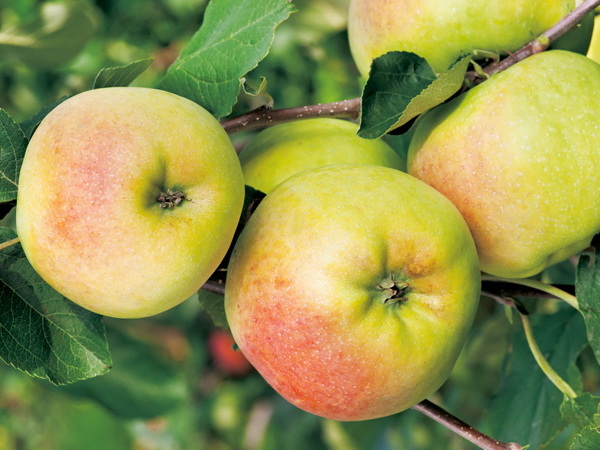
top-left (201, 279), bottom-right (225, 295)
top-left (412, 400), bottom-right (523, 450)
top-left (221, 98), bottom-right (361, 137)
top-left (471, 0), bottom-right (600, 82)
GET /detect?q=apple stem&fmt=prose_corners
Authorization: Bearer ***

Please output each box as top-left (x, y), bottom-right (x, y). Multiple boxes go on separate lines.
top-left (157, 190), bottom-right (187, 209)
top-left (412, 400), bottom-right (523, 449)
top-left (382, 280), bottom-right (410, 304)
top-left (0, 237), bottom-right (20, 252)
top-left (221, 98), bottom-right (361, 138)
top-left (519, 313), bottom-right (579, 399)
top-left (481, 275), bottom-right (579, 311)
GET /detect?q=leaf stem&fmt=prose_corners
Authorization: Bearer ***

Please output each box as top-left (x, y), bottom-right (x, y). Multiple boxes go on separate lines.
top-left (221, 98), bottom-right (361, 137)
top-left (481, 275), bottom-right (579, 311)
top-left (0, 236), bottom-right (20, 251)
top-left (518, 313), bottom-right (578, 399)
top-left (412, 400), bottom-right (522, 449)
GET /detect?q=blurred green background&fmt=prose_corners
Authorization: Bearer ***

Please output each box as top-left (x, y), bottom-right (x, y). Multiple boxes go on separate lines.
top-left (0, 1), bottom-right (597, 449)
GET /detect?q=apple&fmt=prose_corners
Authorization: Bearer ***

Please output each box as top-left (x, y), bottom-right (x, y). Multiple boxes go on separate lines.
top-left (407, 50), bottom-right (600, 279)
top-left (16, 87), bottom-right (245, 318)
top-left (224, 164), bottom-right (481, 421)
top-left (347, 0), bottom-right (576, 75)
top-left (239, 117), bottom-right (404, 194)
top-left (208, 329), bottom-right (253, 376)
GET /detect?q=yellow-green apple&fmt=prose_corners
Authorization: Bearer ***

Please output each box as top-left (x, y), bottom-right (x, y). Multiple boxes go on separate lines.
top-left (225, 164), bottom-right (480, 421)
top-left (239, 117), bottom-right (404, 193)
top-left (16, 87), bottom-right (245, 318)
top-left (348, 0), bottom-right (576, 75)
top-left (407, 50), bottom-right (600, 279)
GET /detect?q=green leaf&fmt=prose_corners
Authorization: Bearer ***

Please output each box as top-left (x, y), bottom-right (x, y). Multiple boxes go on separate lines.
top-left (485, 307), bottom-right (589, 448)
top-left (92, 58), bottom-right (155, 89)
top-left (0, 1), bottom-right (99, 69)
top-left (242, 76), bottom-right (274, 107)
top-left (358, 51), bottom-right (471, 139)
top-left (198, 289), bottom-right (228, 329)
top-left (62, 326), bottom-right (186, 419)
top-left (570, 425), bottom-right (600, 450)
top-left (576, 243), bottom-right (600, 364)
top-left (159, 0), bottom-right (296, 118)
top-left (0, 109), bottom-right (27, 202)
top-left (0, 228), bottom-right (112, 385)
top-left (561, 393), bottom-right (600, 429)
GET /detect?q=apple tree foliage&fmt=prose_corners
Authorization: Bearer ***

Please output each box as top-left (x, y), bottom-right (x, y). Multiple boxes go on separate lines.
top-left (0, 0), bottom-right (599, 448)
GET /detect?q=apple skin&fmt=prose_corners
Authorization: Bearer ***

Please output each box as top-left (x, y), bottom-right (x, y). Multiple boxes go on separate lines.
top-left (225, 164), bottom-right (480, 421)
top-left (239, 117), bottom-right (404, 194)
top-left (16, 87), bottom-right (245, 318)
top-left (407, 50), bottom-right (600, 279)
top-left (348, 0), bottom-right (575, 75)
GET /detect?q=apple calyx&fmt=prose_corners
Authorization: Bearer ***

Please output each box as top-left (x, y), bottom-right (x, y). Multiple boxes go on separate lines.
top-left (157, 190), bottom-right (187, 209)
top-left (379, 277), bottom-right (410, 305)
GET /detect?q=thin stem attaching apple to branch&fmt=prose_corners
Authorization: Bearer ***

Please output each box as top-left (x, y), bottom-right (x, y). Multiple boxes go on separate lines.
top-left (0, 237), bottom-right (20, 252)
top-left (481, 275), bottom-right (579, 310)
top-left (519, 313), bottom-right (578, 399)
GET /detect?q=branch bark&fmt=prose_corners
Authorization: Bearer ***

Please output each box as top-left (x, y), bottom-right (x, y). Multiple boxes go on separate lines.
top-left (202, 279), bottom-right (226, 295)
top-left (221, 98), bottom-right (361, 137)
top-left (412, 400), bottom-right (523, 450)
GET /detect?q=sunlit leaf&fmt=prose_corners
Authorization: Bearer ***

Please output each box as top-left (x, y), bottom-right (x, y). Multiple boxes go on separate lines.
top-left (358, 51), bottom-right (471, 139)
top-left (93, 58), bottom-right (155, 89)
top-left (159, 0), bottom-right (295, 118)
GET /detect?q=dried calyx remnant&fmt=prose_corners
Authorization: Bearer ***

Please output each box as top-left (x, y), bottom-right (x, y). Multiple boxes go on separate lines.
top-left (381, 278), bottom-right (411, 304)
top-left (157, 190), bottom-right (187, 209)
